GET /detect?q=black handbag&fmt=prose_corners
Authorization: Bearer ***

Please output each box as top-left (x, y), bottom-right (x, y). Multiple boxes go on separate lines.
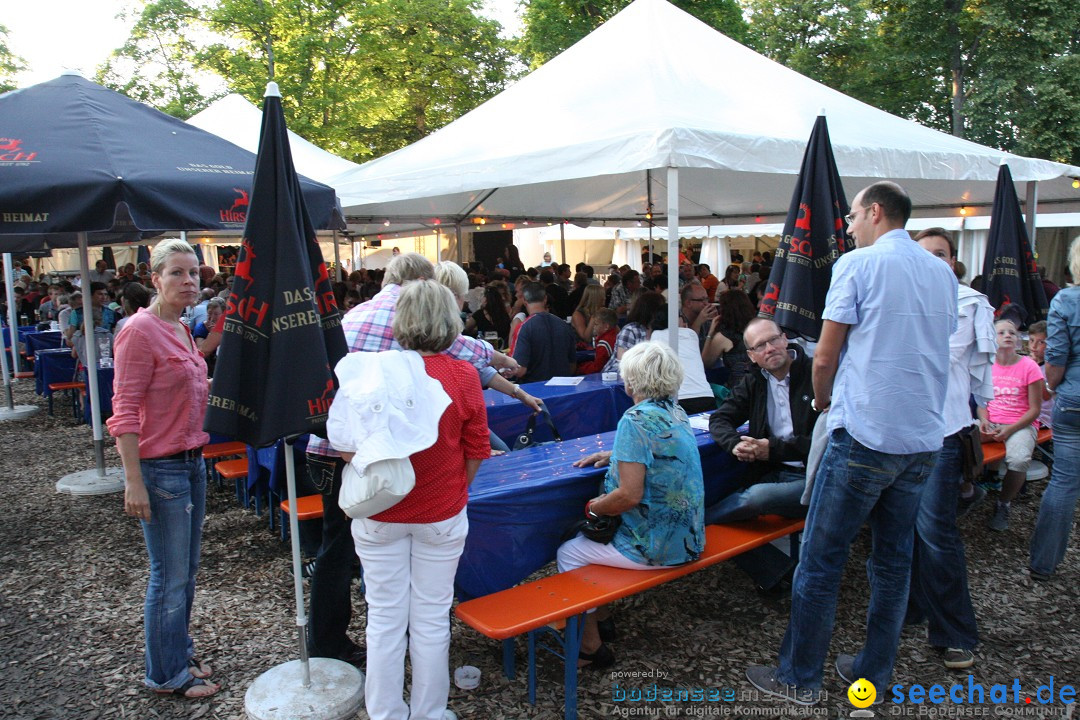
top-left (561, 513), bottom-right (623, 545)
top-left (512, 407), bottom-right (562, 450)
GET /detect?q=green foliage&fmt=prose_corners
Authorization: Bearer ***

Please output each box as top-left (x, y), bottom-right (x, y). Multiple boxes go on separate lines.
top-left (518, 0), bottom-right (749, 69)
top-left (100, 0), bottom-right (514, 160)
top-left (0, 24), bottom-right (27, 93)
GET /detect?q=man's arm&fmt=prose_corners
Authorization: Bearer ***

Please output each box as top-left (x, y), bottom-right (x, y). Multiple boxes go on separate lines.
top-left (708, 375), bottom-right (753, 454)
top-left (812, 320), bottom-right (849, 411)
top-left (1046, 364), bottom-right (1065, 392)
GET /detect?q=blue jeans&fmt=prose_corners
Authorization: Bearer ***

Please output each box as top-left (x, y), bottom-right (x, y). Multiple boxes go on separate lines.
top-left (777, 428), bottom-right (936, 690)
top-left (706, 470), bottom-right (806, 588)
top-left (306, 453), bottom-right (362, 658)
top-left (909, 432), bottom-right (978, 650)
top-left (1030, 393), bottom-right (1080, 576)
top-left (704, 469), bottom-right (806, 524)
top-left (140, 456), bottom-right (207, 690)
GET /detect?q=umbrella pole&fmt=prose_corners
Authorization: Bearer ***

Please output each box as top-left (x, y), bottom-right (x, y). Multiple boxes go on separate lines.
top-left (0, 254), bottom-right (39, 421)
top-left (283, 439), bottom-right (312, 687)
top-left (4, 253), bottom-right (21, 375)
top-left (78, 234), bottom-right (107, 473)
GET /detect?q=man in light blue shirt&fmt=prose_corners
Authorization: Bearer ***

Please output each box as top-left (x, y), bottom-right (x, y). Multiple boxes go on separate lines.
top-left (748, 182), bottom-right (957, 704)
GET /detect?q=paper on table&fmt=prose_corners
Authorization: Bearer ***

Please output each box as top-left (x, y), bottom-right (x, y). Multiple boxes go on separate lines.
top-left (688, 414), bottom-right (712, 432)
top-left (545, 376), bottom-right (584, 386)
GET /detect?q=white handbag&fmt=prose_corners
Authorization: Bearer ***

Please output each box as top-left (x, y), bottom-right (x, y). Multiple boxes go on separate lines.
top-left (339, 456), bottom-right (416, 519)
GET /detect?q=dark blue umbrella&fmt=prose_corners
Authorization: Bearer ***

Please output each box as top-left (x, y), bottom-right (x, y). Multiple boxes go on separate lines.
top-left (758, 114), bottom-right (850, 341)
top-left (982, 163), bottom-right (1049, 327)
top-left (101, 246), bottom-right (116, 270)
top-left (0, 73), bottom-right (343, 244)
top-left (137, 244), bottom-right (152, 266)
top-left (202, 81), bottom-right (353, 700)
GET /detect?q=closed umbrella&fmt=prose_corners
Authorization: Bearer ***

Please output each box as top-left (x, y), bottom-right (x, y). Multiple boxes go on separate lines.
top-left (202, 83), bottom-right (360, 718)
top-left (759, 113), bottom-right (850, 340)
top-left (982, 163), bottom-right (1049, 327)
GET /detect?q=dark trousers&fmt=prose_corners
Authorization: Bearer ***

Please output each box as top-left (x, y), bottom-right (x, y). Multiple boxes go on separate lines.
top-left (305, 452), bottom-right (361, 658)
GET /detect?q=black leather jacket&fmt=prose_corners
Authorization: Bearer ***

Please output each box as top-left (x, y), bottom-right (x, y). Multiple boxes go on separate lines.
top-left (708, 344), bottom-right (818, 485)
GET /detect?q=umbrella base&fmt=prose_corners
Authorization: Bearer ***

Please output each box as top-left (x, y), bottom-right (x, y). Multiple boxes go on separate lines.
top-left (0, 404), bottom-right (40, 421)
top-left (245, 658), bottom-right (364, 720)
top-left (55, 467), bottom-right (125, 495)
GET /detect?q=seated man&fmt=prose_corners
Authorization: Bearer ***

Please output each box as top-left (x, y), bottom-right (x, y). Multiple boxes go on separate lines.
top-left (706, 317), bottom-right (818, 592)
top-left (1027, 320), bottom-right (1055, 429)
top-left (512, 282), bottom-right (577, 383)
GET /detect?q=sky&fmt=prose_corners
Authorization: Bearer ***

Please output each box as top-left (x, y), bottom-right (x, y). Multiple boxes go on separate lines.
top-left (4, 0), bottom-right (523, 88)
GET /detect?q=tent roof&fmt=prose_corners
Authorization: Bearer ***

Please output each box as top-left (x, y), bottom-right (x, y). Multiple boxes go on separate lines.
top-left (333, 0), bottom-right (1080, 235)
top-left (188, 94), bottom-right (361, 189)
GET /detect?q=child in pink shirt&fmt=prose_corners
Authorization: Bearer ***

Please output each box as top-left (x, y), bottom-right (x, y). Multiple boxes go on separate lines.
top-left (978, 318), bottom-right (1043, 531)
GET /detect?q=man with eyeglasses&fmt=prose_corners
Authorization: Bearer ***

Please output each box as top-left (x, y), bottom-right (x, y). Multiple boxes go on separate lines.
top-left (707, 317), bottom-right (818, 594)
top-left (748, 182), bottom-right (957, 705)
top-left (679, 281), bottom-right (731, 367)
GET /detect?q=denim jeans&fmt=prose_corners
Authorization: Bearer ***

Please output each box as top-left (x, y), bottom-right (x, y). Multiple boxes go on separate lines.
top-left (140, 456), bottom-right (207, 690)
top-left (705, 470), bottom-right (806, 588)
top-left (306, 452), bottom-right (362, 658)
top-left (1030, 393), bottom-right (1080, 576)
top-left (353, 507), bottom-right (469, 720)
top-left (704, 469), bottom-right (807, 524)
top-left (909, 432), bottom-right (978, 650)
top-left (776, 428), bottom-right (936, 690)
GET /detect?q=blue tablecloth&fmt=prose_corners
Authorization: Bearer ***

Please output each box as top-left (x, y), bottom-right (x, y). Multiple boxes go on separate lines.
top-left (485, 374), bottom-right (634, 446)
top-left (34, 348), bottom-right (76, 395)
top-left (25, 331), bottom-right (63, 357)
top-left (455, 417), bottom-right (746, 599)
top-left (2, 325), bottom-right (36, 350)
top-left (34, 348), bottom-right (114, 421)
top-left (247, 435), bottom-right (310, 494)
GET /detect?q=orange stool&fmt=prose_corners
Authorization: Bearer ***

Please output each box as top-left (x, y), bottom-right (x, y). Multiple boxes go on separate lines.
top-left (279, 494), bottom-right (324, 541)
top-left (215, 457), bottom-right (251, 506)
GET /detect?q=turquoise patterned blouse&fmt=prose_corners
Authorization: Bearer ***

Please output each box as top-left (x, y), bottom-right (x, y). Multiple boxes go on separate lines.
top-left (605, 397), bottom-right (705, 566)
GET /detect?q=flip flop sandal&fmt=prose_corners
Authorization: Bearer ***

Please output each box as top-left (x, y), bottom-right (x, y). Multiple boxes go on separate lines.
top-left (154, 676), bottom-right (220, 699)
top-left (188, 657), bottom-right (212, 679)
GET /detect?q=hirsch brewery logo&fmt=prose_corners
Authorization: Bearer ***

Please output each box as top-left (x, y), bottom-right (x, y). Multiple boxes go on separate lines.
top-left (220, 187), bottom-right (250, 225)
top-left (0, 138), bottom-right (39, 164)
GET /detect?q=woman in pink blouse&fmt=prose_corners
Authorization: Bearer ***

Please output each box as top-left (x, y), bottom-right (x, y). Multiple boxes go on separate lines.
top-left (106, 239), bottom-right (218, 699)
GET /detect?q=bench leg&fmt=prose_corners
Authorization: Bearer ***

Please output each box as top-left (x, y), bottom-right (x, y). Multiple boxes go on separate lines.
top-left (563, 614), bottom-right (584, 720)
top-left (502, 638), bottom-right (516, 681)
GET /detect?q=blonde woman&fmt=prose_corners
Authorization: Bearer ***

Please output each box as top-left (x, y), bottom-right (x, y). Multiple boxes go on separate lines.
top-left (572, 284), bottom-right (607, 344)
top-left (107, 239), bottom-right (217, 698)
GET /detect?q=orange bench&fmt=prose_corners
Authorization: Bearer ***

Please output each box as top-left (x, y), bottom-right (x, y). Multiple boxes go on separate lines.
top-left (46, 381), bottom-right (86, 418)
top-left (278, 494), bottom-right (324, 541)
top-left (203, 441), bottom-right (248, 489)
top-left (214, 457), bottom-right (251, 506)
top-left (454, 515), bottom-right (805, 720)
top-left (981, 427), bottom-right (1052, 466)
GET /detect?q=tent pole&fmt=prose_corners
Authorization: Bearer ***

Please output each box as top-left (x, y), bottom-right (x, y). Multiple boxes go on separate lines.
top-left (0, 255), bottom-right (13, 407)
top-left (667, 168), bottom-right (680, 356)
top-left (455, 224), bottom-right (463, 266)
top-left (332, 230), bottom-right (341, 282)
top-left (78, 233), bottom-right (107, 475)
top-left (560, 223), bottom-right (567, 265)
top-left (1025, 181), bottom-right (1039, 256)
top-left (4, 253), bottom-right (21, 374)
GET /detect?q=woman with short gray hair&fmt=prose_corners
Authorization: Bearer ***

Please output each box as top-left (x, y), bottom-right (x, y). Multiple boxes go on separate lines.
top-left (351, 278), bottom-right (489, 720)
top-left (558, 341), bottom-right (705, 668)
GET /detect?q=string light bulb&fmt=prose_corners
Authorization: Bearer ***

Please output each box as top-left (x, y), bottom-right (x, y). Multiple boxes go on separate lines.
top-left (1073, 179), bottom-right (1080, 189)
top-left (960, 206), bottom-right (968, 216)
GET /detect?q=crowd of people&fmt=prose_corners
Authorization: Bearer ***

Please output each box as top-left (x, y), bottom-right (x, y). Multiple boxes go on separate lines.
top-left (7, 179), bottom-right (1078, 716)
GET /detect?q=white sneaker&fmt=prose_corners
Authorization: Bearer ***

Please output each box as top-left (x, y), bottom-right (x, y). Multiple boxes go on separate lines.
top-left (442, 710), bottom-right (458, 720)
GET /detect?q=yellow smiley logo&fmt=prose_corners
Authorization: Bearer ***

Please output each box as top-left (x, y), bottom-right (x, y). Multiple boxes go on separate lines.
top-left (848, 678), bottom-right (877, 708)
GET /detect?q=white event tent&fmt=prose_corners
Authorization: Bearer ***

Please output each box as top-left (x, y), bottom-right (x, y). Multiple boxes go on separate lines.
top-left (332, 0), bottom-right (1080, 236)
top-left (331, 0), bottom-right (1080, 336)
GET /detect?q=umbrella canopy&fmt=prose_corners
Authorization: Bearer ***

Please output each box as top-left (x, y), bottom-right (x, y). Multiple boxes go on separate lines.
top-left (759, 115), bottom-right (850, 340)
top-left (204, 85), bottom-right (348, 447)
top-left (981, 163), bottom-right (1049, 327)
top-left (0, 72), bottom-right (344, 246)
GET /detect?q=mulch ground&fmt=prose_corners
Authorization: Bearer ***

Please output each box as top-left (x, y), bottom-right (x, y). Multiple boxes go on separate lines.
top-left (0, 378), bottom-right (1076, 720)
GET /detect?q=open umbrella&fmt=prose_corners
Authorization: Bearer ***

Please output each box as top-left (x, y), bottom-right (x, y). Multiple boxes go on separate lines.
top-left (202, 83), bottom-right (359, 718)
top-left (0, 72), bottom-right (344, 493)
top-left (982, 162), bottom-right (1049, 327)
top-left (758, 113), bottom-right (850, 340)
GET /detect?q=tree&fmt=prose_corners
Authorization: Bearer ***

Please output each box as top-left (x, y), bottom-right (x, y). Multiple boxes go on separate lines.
top-left (518, 0), bottom-right (749, 70)
top-left (0, 24), bottom-right (27, 93)
top-left (100, 0), bottom-right (514, 160)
